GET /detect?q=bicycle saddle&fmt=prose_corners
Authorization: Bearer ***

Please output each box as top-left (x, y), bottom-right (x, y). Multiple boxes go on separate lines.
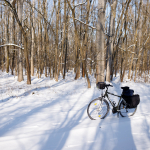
top-left (121, 86), bottom-right (129, 90)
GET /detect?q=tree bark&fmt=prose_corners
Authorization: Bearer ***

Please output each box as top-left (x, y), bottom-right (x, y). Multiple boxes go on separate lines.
top-left (31, 0), bottom-right (35, 76)
top-left (4, 7), bottom-right (9, 73)
top-left (44, 0), bottom-right (48, 77)
top-left (96, 0), bottom-right (106, 83)
top-left (63, 0), bottom-right (67, 79)
top-left (17, 0), bottom-right (23, 82)
top-left (54, 0), bottom-right (60, 81)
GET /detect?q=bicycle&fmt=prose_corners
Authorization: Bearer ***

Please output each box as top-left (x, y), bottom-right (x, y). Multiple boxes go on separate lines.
top-left (87, 82), bottom-right (138, 120)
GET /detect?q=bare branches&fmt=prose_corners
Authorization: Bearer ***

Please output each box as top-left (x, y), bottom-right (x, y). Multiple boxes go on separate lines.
top-left (25, 0), bottom-right (55, 35)
top-left (74, 1), bottom-right (87, 8)
top-left (11, 0), bottom-right (16, 8)
top-left (73, 17), bottom-right (96, 29)
top-left (3, 0), bottom-right (26, 36)
top-left (1, 0), bottom-right (150, 84)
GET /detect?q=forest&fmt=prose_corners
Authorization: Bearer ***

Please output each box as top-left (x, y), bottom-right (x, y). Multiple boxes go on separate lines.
top-left (0, 0), bottom-right (149, 87)
top-left (0, 1), bottom-right (150, 149)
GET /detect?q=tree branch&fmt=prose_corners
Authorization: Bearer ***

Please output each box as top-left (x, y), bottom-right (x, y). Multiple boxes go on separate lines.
top-left (25, 0), bottom-right (55, 36)
top-left (74, 1), bottom-right (87, 8)
top-left (0, 44), bottom-right (24, 49)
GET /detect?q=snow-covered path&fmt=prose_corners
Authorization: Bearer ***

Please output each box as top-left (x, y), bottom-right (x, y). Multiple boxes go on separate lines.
top-left (0, 71), bottom-right (150, 150)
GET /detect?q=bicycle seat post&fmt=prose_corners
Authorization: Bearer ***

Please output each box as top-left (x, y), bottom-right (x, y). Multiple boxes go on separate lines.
top-left (101, 89), bottom-right (103, 97)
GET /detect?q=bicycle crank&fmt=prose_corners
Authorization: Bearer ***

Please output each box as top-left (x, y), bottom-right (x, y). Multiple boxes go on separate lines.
top-left (112, 107), bottom-right (118, 114)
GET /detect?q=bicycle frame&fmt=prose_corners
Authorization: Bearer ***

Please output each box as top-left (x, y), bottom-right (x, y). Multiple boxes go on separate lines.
top-left (87, 85), bottom-right (138, 120)
top-left (102, 88), bottom-right (122, 109)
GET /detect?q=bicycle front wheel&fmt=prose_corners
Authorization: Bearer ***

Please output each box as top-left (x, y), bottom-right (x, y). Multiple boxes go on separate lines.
top-left (119, 100), bottom-right (137, 117)
top-left (87, 97), bottom-right (109, 120)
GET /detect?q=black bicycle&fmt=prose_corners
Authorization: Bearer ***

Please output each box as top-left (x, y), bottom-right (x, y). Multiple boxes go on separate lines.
top-left (87, 82), bottom-right (140, 120)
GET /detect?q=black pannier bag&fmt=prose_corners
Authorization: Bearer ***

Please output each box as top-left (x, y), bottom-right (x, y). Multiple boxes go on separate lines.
top-left (122, 94), bottom-right (140, 108)
top-left (123, 89), bottom-right (134, 96)
top-left (96, 82), bottom-right (105, 89)
top-left (122, 86), bottom-right (134, 96)
top-left (121, 86), bottom-right (129, 91)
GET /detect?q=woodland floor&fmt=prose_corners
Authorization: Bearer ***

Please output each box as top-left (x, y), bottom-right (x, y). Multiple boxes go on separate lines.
top-left (0, 70), bottom-right (150, 150)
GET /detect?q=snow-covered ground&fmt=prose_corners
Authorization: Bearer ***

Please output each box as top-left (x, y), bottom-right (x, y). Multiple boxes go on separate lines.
top-left (0, 70), bottom-right (150, 150)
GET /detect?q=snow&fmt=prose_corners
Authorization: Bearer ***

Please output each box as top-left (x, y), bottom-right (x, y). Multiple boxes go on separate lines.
top-left (0, 71), bottom-right (150, 150)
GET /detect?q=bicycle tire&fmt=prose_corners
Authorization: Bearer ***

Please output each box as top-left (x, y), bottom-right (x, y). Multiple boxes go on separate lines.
top-left (119, 100), bottom-right (137, 117)
top-left (87, 97), bottom-right (109, 120)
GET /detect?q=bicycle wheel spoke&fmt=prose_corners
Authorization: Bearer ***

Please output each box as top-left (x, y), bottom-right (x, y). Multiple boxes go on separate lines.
top-left (87, 98), bottom-right (109, 120)
top-left (119, 100), bottom-right (137, 117)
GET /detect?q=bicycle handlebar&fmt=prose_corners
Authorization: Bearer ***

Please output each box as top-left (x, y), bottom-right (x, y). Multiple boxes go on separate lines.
top-left (96, 82), bottom-right (113, 90)
top-left (105, 84), bottom-right (113, 87)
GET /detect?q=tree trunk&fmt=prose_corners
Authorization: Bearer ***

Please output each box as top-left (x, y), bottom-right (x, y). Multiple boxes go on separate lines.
top-left (106, 0), bottom-right (117, 82)
top-left (63, 0), bottom-right (67, 79)
top-left (96, 0), bottom-right (106, 83)
top-left (10, 2), bottom-right (15, 75)
top-left (44, 0), bottom-right (48, 77)
top-left (54, 0), bottom-right (60, 81)
top-left (134, 0), bottom-right (143, 82)
top-left (31, 0), bottom-right (35, 76)
top-left (82, 0), bottom-right (91, 88)
top-left (18, 0), bottom-right (23, 82)
top-left (4, 8), bottom-right (9, 73)
top-left (128, 0), bottom-right (141, 79)
top-left (37, 0), bottom-right (42, 78)
top-left (106, 9), bottom-right (113, 82)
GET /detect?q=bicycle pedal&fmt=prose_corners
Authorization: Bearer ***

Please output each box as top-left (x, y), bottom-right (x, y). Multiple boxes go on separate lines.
top-left (112, 101), bottom-right (116, 105)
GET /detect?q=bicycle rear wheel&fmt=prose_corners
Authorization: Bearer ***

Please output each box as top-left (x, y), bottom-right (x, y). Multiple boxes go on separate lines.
top-left (119, 100), bottom-right (137, 117)
top-left (87, 97), bottom-right (109, 120)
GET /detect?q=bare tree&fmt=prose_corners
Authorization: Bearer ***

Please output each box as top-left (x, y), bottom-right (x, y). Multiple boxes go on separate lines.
top-left (17, 0), bottom-right (23, 82)
top-left (31, 0), bottom-right (35, 76)
top-left (3, 0), bottom-right (31, 84)
top-left (4, 6), bottom-right (9, 73)
top-left (96, 0), bottom-right (106, 83)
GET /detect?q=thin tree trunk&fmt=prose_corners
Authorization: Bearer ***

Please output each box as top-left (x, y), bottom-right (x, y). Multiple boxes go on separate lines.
top-left (44, 0), bottom-right (48, 77)
top-left (31, 0), bottom-right (35, 76)
top-left (128, 0), bottom-right (141, 79)
top-left (54, 0), bottom-right (60, 81)
top-left (18, 0), bottom-right (23, 82)
top-left (134, 0), bottom-right (143, 82)
top-left (82, 0), bottom-right (91, 88)
top-left (106, 12), bottom-right (113, 82)
top-left (63, 0), bottom-right (67, 79)
top-left (4, 8), bottom-right (9, 73)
